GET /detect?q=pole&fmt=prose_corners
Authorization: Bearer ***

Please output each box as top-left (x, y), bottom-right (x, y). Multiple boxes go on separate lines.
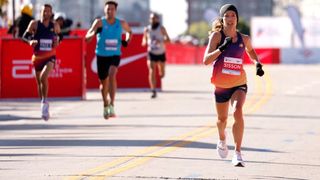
top-left (12, 0), bottom-right (16, 37)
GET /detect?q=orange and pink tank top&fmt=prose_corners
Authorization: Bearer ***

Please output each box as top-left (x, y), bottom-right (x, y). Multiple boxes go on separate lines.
top-left (211, 31), bottom-right (247, 88)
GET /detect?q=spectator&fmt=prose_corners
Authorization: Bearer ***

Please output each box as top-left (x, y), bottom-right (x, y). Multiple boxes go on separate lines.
top-left (8, 3), bottom-right (34, 38)
top-left (54, 12), bottom-right (73, 36)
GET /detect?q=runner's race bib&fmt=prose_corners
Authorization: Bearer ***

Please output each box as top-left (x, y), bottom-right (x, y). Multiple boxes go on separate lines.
top-left (222, 57), bottom-right (243, 75)
top-left (150, 39), bottom-right (161, 51)
top-left (105, 39), bottom-right (118, 51)
top-left (39, 39), bottom-right (53, 51)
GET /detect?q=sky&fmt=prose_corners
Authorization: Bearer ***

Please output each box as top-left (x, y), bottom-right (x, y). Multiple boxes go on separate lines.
top-left (150, 0), bottom-right (188, 38)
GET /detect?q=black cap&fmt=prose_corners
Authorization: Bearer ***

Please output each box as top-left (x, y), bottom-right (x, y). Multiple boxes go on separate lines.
top-left (219, 4), bottom-right (238, 23)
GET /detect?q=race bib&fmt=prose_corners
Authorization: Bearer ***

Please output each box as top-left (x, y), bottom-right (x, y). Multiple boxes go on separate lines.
top-left (105, 39), bottom-right (118, 51)
top-left (222, 57), bottom-right (243, 75)
top-left (39, 39), bottom-right (53, 51)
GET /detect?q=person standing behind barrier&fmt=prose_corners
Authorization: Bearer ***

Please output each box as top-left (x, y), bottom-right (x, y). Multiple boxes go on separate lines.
top-left (203, 4), bottom-right (264, 167)
top-left (22, 4), bottom-right (62, 121)
top-left (8, 3), bottom-right (34, 38)
top-left (142, 12), bottom-right (170, 98)
top-left (85, 0), bottom-right (132, 119)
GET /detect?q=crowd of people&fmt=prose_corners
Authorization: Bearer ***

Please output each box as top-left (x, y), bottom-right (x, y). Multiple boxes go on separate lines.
top-left (3, 1), bottom-right (265, 167)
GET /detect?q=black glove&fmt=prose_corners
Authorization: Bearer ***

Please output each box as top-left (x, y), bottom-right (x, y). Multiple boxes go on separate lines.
top-left (95, 27), bottom-right (102, 34)
top-left (256, 62), bottom-right (264, 77)
top-left (218, 36), bottom-right (232, 52)
top-left (121, 40), bottom-right (128, 47)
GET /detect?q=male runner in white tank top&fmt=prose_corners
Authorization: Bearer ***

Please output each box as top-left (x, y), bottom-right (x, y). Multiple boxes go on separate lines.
top-left (142, 12), bottom-right (170, 98)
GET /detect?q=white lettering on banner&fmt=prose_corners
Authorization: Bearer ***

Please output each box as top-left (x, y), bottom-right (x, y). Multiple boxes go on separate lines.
top-left (12, 60), bottom-right (34, 79)
top-left (222, 57), bottom-right (242, 75)
top-left (49, 59), bottom-right (73, 78)
top-left (90, 52), bottom-right (147, 74)
top-left (39, 39), bottom-right (53, 51)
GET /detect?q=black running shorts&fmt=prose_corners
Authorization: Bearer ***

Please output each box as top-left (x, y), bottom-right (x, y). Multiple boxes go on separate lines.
top-left (96, 55), bottom-right (121, 80)
top-left (148, 52), bottom-right (166, 62)
top-left (214, 84), bottom-right (248, 103)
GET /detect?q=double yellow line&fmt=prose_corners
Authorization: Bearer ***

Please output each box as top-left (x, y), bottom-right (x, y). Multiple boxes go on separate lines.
top-left (66, 68), bottom-right (272, 180)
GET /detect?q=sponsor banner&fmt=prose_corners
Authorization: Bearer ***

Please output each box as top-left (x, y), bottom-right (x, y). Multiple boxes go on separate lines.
top-left (0, 28), bottom-right (10, 37)
top-left (166, 43), bottom-right (198, 64)
top-left (243, 48), bottom-right (280, 64)
top-left (251, 17), bottom-right (320, 48)
top-left (281, 48), bottom-right (320, 64)
top-left (251, 17), bottom-right (292, 48)
top-left (85, 34), bottom-right (159, 89)
top-left (0, 38), bottom-right (86, 98)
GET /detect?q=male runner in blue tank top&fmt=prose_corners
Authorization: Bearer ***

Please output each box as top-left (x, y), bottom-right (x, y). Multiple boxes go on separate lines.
top-left (22, 4), bottom-right (62, 121)
top-left (85, 0), bottom-right (132, 119)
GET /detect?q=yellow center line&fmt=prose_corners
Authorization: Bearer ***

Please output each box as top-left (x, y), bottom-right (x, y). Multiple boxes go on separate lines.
top-left (246, 68), bottom-right (273, 114)
top-left (244, 72), bottom-right (263, 111)
top-left (90, 127), bottom-right (217, 179)
top-left (66, 68), bottom-right (273, 179)
top-left (66, 123), bottom-right (214, 180)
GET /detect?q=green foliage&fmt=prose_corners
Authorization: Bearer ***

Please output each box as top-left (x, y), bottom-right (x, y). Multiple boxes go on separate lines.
top-left (186, 17), bottom-right (251, 45)
top-left (187, 20), bottom-right (211, 45)
top-left (237, 17), bottom-right (250, 35)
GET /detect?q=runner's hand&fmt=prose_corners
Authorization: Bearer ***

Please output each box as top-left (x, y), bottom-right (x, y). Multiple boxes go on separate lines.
top-left (218, 37), bottom-right (232, 52)
top-left (256, 62), bottom-right (264, 77)
top-left (121, 40), bottom-right (128, 47)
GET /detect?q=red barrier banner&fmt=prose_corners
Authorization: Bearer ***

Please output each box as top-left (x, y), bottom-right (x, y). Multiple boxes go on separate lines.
top-left (243, 48), bottom-right (280, 64)
top-left (0, 38), bottom-right (86, 99)
top-left (0, 28), bottom-right (10, 37)
top-left (166, 43), bottom-right (198, 64)
top-left (85, 34), bottom-right (160, 89)
top-left (166, 44), bottom-right (280, 65)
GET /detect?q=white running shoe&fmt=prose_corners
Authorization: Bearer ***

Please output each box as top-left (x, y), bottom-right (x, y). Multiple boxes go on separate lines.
top-left (232, 151), bottom-right (245, 167)
top-left (216, 140), bottom-right (228, 159)
top-left (41, 101), bottom-right (50, 121)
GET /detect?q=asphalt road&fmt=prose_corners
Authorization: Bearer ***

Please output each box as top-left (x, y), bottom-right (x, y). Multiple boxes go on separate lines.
top-left (1, 64), bottom-right (319, 180)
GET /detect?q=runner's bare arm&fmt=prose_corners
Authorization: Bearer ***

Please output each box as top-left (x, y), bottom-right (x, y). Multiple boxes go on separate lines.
top-left (203, 32), bottom-right (222, 65)
top-left (243, 35), bottom-right (260, 64)
top-left (121, 20), bottom-right (132, 43)
top-left (22, 20), bottom-right (37, 47)
top-left (53, 21), bottom-right (62, 46)
top-left (85, 18), bottom-right (102, 42)
top-left (161, 26), bottom-right (171, 43)
top-left (141, 27), bottom-right (148, 46)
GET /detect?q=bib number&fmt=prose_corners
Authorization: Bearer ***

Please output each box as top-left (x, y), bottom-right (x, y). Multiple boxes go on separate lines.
top-left (222, 57), bottom-right (243, 75)
top-left (105, 39), bottom-right (118, 51)
top-left (39, 39), bottom-right (53, 51)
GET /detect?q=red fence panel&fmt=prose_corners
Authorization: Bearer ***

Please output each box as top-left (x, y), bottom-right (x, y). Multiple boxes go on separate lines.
top-left (84, 33), bottom-right (160, 89)
top-left (166, 43), bottom-right (280, 65)
top-left (0, 37), bottom-right (86, 99)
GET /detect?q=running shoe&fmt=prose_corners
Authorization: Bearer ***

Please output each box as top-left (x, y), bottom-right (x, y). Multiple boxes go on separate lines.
top-left (108, 104), bottom-right (116, 117)
top-left (216, 139), bottom-right (228, 159)
top-left (232, 151), bottom-right (245, 167)
top-left (41, 101), bottom-right (50, 121)
top-left (151, 90), bottom-right (157, 99)
top-left (103, 106), bottom-right (109, 119)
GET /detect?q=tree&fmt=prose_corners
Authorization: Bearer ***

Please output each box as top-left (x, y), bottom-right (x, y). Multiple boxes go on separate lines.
top-left (237, 17), bottom-right (250, 35)
top-left (187, 20), bottom-right (211, 45)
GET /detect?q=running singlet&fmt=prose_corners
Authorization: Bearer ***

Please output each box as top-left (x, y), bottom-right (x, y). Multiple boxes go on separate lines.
top-left (32, 21), bottom-right (56, 62)
top-left (96, 17), bottom-right (122, 57)
top-left (211, 31), bottom-right (247, 88)
top-left (147, 25), bottom-right (165, 55)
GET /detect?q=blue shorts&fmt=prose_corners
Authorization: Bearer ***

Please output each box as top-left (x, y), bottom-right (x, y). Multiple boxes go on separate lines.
top-left (214, 84), bottom-right (247, 103)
